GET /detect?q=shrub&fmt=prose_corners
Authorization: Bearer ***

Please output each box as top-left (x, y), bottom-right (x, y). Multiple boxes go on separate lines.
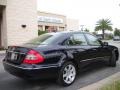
top-left (38, 30), bottom-right (48, 36)
top-left (0, 47), bottom-right (6, 51)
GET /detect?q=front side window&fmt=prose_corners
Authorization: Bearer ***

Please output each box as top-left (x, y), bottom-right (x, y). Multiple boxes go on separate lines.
top-left (85, 34), bottom-right (101, 46)
top-left (64, 34), bottom-right (87, 46)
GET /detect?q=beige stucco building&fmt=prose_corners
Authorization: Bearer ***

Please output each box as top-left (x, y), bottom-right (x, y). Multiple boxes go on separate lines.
top-left (0, 0), bottom-right (79, 48)
top-left (0, 0), bottom-right (38, 48)
top-left (38, 12), bottom-right (67, 32)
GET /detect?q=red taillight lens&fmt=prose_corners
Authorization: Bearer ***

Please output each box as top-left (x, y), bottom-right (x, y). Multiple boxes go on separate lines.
top-left (23, 50), bottom-right (44, 64)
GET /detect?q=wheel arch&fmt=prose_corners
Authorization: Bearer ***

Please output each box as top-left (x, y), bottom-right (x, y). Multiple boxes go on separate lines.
top-left (114, 50), bottom-right (119, 61)
top-left (59, 50), bottom-right (80, 71)
top-left (112, 48), bottom-right (119, 61)
top-left (60, 58), bottom-right (79, 72)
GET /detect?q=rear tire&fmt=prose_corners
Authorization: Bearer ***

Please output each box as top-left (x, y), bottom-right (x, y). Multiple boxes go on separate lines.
top-left (57, 61), bottom-right (76, 86)
top-left (109, 51), bottom-right (116, 67)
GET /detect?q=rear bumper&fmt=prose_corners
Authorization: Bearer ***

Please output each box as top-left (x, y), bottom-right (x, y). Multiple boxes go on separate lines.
top-left (3, 61), bottom-right (60, 79)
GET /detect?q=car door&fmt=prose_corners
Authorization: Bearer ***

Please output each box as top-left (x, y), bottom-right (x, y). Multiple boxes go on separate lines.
top-left (85, 33), bottom-right (110, 61)
top-left (63, 33), bottom-right (96, 67)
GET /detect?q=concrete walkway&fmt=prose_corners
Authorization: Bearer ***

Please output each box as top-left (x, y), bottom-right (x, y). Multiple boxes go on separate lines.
top-left (104, 40), bottom-right (120, 49)
top-left (79, 72), bottom-right (120, 90)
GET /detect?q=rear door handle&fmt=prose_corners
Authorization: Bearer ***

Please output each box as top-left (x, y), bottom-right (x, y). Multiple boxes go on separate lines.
top-left (74, 49), bottom-right (85, 53)
top-left (74, 50), bottom-right (79, 53)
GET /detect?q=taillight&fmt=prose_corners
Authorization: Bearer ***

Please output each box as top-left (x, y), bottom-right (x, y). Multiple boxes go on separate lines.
top-left (23, 50), bottom-right (44, 64)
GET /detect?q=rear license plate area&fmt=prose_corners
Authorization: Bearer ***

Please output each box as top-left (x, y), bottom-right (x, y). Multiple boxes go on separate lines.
top-left (10, 52), bottom-right (18, 61)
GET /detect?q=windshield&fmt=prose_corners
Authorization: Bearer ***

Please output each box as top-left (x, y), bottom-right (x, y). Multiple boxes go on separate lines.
top-left (26, 33), bottom-right (61, 45)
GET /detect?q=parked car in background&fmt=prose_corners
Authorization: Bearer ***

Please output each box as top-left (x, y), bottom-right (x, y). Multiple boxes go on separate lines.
top-left (3, 31), bottom-right (119, 86)
top-left (96, 34), bottom-right (103, 40)
top-left (113, 36), bottom-right (120, 41)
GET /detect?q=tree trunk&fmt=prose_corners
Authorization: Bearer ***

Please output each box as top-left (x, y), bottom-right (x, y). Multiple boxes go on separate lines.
top-left (102, 29), bottom-right (105, 39)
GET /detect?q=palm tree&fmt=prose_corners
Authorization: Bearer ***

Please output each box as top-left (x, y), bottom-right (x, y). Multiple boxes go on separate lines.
top-left (114, 28), bottom-right (120, 36)
top-left (95, 19), bottom-right (113, 39)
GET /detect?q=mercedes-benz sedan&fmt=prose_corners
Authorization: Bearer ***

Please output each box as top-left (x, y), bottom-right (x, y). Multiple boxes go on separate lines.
top-left (3, 31), bottom-right (119, 86)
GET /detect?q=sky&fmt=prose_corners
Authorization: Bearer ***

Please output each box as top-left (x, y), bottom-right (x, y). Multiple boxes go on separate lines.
top-left (37, 0), bottom-right (120, 32)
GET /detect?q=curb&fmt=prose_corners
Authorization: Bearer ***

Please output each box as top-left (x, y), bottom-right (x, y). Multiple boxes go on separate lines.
top-left (79, 72), bottom-right (120, 90)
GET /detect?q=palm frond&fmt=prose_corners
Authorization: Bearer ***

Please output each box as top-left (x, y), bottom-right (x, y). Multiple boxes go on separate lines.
top-left (95, 18), bottom-right (113, 31)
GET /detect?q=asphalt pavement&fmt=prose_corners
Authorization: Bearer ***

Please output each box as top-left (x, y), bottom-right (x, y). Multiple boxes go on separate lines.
top-left (0, 40), bottom-right (120, 90)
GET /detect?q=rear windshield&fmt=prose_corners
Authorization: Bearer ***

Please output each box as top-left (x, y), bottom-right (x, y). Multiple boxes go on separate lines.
top-left (26, 33), bottom-right (61, 45)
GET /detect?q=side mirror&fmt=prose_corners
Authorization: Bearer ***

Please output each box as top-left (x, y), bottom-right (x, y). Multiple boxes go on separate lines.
top-left (103, 42), bottom-right (108, 46)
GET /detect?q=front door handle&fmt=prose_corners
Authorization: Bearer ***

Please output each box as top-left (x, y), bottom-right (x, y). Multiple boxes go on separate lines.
top-left (92, 49), bottom-right (97, 51)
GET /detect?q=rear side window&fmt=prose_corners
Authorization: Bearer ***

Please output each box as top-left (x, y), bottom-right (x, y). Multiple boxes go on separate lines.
top-left (26, 33), bottom-right (61, 45)
top-left (64, 33), bottom-right (87, 46)
top-left (85, 34), bottom-right (101, 46)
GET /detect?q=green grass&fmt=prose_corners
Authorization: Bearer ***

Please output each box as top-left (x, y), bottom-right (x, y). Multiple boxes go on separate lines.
top-left (100, 81), bottom-right (120, 90)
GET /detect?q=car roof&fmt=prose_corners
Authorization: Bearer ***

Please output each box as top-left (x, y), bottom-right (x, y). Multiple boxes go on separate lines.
top-left (48, 31), bottom-right (90, 35)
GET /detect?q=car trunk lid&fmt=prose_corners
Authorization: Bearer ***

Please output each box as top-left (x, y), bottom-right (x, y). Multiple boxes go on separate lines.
top-left (5, 46), bottom-right (31, 65)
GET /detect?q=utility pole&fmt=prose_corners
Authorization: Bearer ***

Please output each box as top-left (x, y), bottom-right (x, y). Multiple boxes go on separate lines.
top-left (80, 25), bottom-right (84, 31)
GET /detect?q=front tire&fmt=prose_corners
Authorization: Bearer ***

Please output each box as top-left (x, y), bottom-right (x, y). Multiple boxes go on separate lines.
top-left (109, 51), bottom-right (116, 67)
top-left (57, 61), bottom-right (76, 86)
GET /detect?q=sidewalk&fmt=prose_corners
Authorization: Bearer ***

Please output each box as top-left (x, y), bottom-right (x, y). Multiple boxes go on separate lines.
top-left (79, 72), bottom-right (120, 90)
top-left (104, 40), bottom-right (120, 49)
